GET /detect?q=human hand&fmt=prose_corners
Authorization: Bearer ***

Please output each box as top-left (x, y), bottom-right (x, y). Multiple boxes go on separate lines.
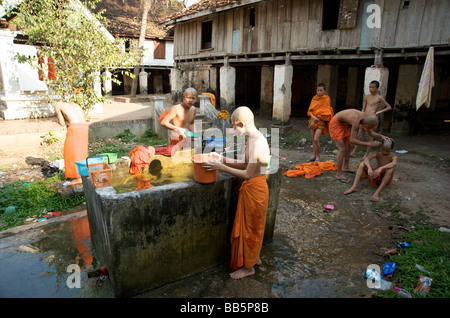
top-left (175, 127), bottom-right (188, 138)
top-left (202, 158), bottom-right (221, 171)
top-left (208, 152), bottom-right (224, 163)
top-left (370, 141), bottom-right (381, 147)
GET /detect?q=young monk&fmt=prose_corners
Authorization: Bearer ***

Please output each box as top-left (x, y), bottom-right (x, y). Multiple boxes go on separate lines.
top-left (344, 138), bottom-right (397, 202)
top-left (350, 80), bottom-right (392, 158)
top-left (307, 83), bottom-right (334, 162)
top-left (202, 106), bottom-right (271, 280)
top-left (160, 87), bottom-right (197, 146)
top-left (54, 102), bottom-right (88, 186)
top-left (328, 109), bottom-right (389, 183)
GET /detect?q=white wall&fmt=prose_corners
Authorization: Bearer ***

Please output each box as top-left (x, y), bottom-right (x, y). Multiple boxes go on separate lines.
top-left (142, 40), bottom-right (174, 67)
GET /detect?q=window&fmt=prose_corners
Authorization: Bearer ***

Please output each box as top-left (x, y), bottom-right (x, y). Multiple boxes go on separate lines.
top-left (402, 0), bottom-right (410, 9)
top-left (322, 0), bottom-right (341, 30)
top-left (201, 20), bottom-right (212, 50)
top-left (249, 8), bottom-right (256, 27)
top-left (154, 40), bottom-right (166, 59)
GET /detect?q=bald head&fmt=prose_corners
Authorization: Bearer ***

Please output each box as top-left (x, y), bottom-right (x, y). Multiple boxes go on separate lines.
top-left (363, 114), bottom-right (378, 129)
top-left (231, 106), bottom-right (255, 126)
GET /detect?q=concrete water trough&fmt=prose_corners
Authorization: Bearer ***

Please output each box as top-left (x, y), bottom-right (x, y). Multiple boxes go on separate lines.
top-left (81, 150), bottom-right (281, 297)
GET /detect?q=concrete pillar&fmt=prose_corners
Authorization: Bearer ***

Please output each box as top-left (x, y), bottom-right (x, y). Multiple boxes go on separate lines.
top-left (0, 30), bottom-right (20, 97)
top-left (139, 70), bottom-right (148, 95)
top-left (392, 64), bottom-right (420, 135)
top-left (272, 64), bottom-right (293, 129)
top-left (150, 96), bottom-right (169, 143)
top-left (102, 69), bottom-right (112, 96)
top-left (260, 65), bottom-right (274, 119)
top-left (170, 67), bottom-right (183, 104)
top-left (219, 66), bottom-right (236, 111)
top-left (364, 66), bottom-right (389, 131)
top-left (317, 64), bottom-right (338, 110)
top-left (210, 67), bottom-right (218, 95)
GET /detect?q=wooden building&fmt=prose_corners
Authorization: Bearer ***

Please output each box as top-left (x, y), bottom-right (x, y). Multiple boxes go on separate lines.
top-left (165, 0), bottom-right (450, 134)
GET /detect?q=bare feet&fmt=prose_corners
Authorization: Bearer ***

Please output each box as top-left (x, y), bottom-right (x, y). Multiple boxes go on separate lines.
top-left (307, 157), bottom-right (316, 162)
top-left (370, 195), bottom-right (380, 202)
top-left (67, 178), bottom-right (82, 187)
top-left (230, 267), bottom-right (255, 279)
top-left (344, 186), bottom-right (357, 195)
top-left (350, 153), bottom-right (357, 158)
top-left (256, 258), bottom-right (262, 266)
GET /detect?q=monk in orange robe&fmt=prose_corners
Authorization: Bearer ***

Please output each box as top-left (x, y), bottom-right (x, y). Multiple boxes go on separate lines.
top-left (55, 102), bottom-right (88, 187)
top-left (202, 106), bottom-right (271, 279)
top-left (307, 83), bottom-right (334, 162)
top-left (160, 87), bottom-right (197, 146)
top-left (329, 109), bottom-right (388, 183)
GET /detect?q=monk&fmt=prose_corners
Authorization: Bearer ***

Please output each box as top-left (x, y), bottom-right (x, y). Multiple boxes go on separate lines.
top-left (160, 87), bottom-right (197, 146)
top-left (202, 106), bottom-right (271, 279)
top-left (328, 109), bottom-right (389, 183)
top-left (344, 139), bottom-right (397, 202)
top-left (54, 102), bottom-right (88, 186)
top-left (350, 80), bottom-right (392, 158)
top-left (307, 83), bottom-right (334, 162)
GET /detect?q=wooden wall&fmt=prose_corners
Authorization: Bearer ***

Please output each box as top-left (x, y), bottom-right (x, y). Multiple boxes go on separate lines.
top-left (173, 0), bottom-right (449, 59)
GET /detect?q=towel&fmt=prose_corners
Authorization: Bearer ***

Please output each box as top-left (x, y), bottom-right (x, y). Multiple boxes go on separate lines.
top-left (416, 46), bottom-right (434, 111)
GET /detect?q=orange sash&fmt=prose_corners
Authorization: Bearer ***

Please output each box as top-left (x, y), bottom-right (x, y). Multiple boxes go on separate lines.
top-left (307, 95), bottom-right (333, 135)
top-left (230, 175), bottom-right (269, 271)
top-left (368, 165), bottom-right (394, 187)
top-left (64, 123), bottom-right (89, 179)
top-left (283, 161), bottom-right (337, 179)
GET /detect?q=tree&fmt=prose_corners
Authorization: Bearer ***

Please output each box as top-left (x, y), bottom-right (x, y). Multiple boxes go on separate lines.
top-left (11, 0), bottom-right (141, 114)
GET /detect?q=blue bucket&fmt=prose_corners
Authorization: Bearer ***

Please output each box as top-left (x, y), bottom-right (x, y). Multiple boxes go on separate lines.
top-left (207, 137), bottom-right (226, 149)
top-left (75, 157), bottom-right (104, 177)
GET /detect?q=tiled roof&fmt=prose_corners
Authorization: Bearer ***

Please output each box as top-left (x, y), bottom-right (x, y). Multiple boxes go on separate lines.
top-left (166, 0), bottom-right (244, 21)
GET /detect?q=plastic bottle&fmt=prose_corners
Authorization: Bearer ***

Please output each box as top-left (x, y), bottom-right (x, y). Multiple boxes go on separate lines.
top-left (415, 264), bottom-right (431, 275)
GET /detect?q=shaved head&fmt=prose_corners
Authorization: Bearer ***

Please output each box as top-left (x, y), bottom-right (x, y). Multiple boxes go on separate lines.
top-left (231, 106), bottom-right (255, 125)
top-left (363, 114), bottom-right (378, 128)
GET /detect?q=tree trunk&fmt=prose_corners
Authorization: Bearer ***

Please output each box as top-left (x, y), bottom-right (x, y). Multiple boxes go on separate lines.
top-left (131, 1), bottom-right (151, 97)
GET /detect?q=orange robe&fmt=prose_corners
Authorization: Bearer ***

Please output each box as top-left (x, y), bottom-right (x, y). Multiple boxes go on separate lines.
top-left (368, 165), bottom-right (394, 187)
top-left (283, 161), bottom-right (337, 179)
top-left (230, 175), bottom-right (269, 272)
top-left (64, 123), bottom-right (89, 179)
top-left (307, 95), bottom-right (334, 135)
top-left (328, 115), bottom-right (350, 150)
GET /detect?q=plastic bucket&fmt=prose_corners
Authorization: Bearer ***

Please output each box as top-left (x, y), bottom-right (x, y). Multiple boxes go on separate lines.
top-left (98, 153), bottom-right (117, 164)
top-left (76, 157), bottom-right (104, 177)
top-left (191, 154), bottom-right (218, 184)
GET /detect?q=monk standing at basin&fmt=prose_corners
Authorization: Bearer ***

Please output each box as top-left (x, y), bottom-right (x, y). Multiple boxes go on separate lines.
top-left (160, 87), bottom-right (197, 146)
top-left (54, 102), bottom-right (89, 186)
top-left (202, 106), bottom-right (271, 279)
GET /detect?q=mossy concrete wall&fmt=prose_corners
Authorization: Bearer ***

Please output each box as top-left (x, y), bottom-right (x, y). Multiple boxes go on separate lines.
top-left (82, 168), bottom-right (281, 297)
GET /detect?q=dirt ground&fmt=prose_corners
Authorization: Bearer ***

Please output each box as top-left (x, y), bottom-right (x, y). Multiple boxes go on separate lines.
top-left (1, 115), bottom-right (449, 297)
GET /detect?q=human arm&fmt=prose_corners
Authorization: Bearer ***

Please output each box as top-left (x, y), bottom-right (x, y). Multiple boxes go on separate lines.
top-left (54, 103), bottom-right (67, 126)
top-left (160, 107), bottom-right (188, 137)
top-left (350, 124), bottom-right (381, 147)
top-left (375, 97), bottom-right (392, 116)
top-left (372, 155), bottom-right (398, 177)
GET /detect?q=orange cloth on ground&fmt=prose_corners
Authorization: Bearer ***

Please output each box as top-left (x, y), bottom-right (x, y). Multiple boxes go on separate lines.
top-left (129, 146), bottom-right (153, 174)
top-left (283, 161), bottom-right (337, 179)
top-left (64, 123), bottom-right (89, 179)
top-left (307, 95), bottom-right (334, 135)
top-left (230, 175), bottom-right (269, 272)
top-left (368, 164), bottom-right (394, 187)
top-left (202, 92), bottom-right (216, 107)
top-left (329, 115), bottom-right (350, 150)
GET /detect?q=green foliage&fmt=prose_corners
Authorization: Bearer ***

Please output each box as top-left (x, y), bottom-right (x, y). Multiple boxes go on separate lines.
top-left (0, 177), bottom-right (85, 230)
top-left (11, 0), bottom-right (141, 114)
top-left (380, 225), bottom-right (450, 298)
top-left (40, 129), bottom-right (60, 145)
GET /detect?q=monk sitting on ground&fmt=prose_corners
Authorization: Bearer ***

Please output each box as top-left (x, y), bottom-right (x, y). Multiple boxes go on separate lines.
top-left (344, 139), bottom-right (397, 202)
top-left (328, 109), bottom-right (389, 183)
top-left (202, 106), bottom-right (271, 280)
top-left (160, 87), bottom-right (197, 147)
top-left (54, 102), bottom-right (88, 187)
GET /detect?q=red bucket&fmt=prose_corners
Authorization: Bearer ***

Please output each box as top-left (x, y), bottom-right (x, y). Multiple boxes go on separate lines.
top-left (191, 154), bottom-right (218, 184)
